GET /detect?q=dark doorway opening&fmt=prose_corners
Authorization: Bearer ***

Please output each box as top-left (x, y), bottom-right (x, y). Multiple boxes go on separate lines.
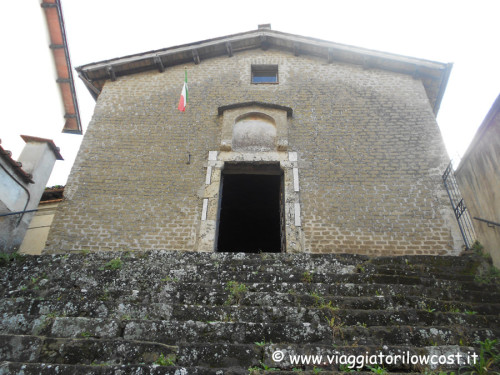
top-left (216, 163), bottom-right (285, 253)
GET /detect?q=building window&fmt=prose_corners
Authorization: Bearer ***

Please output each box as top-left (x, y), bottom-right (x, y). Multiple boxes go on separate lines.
top-left (251, 65), bottom-right (278, 84)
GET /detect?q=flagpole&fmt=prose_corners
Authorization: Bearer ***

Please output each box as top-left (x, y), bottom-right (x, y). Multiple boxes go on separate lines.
top-left (184, 67), bottom-right (191, 164)
top-left (178, 67), bottom-right (188, 112)
top-left (185, 67), bottom-right (188, 110)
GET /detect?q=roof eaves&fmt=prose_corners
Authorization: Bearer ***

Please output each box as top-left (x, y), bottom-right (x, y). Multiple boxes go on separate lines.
top-left (0, 142), bottom-right (34, 184)
top-left (20, 135), bottom-right (64, 161)
top-left (77, 28), bottom-right (451, 113)
top-left (41, 0), bottom-right (82, 135)
top-left (456, 93), bottom-right (500, 172)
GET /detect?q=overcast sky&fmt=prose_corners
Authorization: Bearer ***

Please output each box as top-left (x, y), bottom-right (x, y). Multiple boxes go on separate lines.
top-left (1, 0), bottom-right (499, 186)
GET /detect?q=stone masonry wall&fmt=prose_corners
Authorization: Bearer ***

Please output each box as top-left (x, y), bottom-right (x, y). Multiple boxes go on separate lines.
top-left (456, 100), bottom-right (500, 267)
top-left (45, 49), bottom-right (461, 254)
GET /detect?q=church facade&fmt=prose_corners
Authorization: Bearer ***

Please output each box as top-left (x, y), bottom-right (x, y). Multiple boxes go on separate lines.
top-left (45, 25), bottom-right (462, 255)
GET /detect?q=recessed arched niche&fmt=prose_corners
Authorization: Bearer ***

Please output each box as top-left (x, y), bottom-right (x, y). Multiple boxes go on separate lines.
top-left (232, 113), bottom-right (276, 152)
top-left (218, 102), bottom-right (292, 152)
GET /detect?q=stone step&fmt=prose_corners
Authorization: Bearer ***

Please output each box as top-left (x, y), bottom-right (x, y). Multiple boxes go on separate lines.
top-left (1, 253), bottom-right (493, 288)
top-left (2, 289), bottom-right (498, 323)
top-left (3, 306), bottom-right (500, 341)
top-left (0, 336), bottom-right (489, 373)
top-left (0, 362), bottom-right (248, 375)
top-left (0, 251), bottom-right (488, 281)
top-left (367, 266), bottom-right (477, 279)
top-left (0, 314), bottom-right (119, 337)
top-left (4, 276), bottom-right (498, 305)
top-left (0, 282), bottom-right (500, 314)
top-left (0, 334), bottom-right (260, 369)
top-left (0, 250), bottom-right (368, 267)
top-left (123, 320), bottom-right (499, 347)
top-left (0, 271), bottom-right (467, 293)
top-left (169, 305), bottom-right (500, 329)
top-left (2, 260), bottom-right (491, 287)
top-left (369, 254), bottom-right (480, 266)
top-left (0, 334), bottom-right (177, 365)
top-left (0, 361), bottom-right (435, 375)
top-left (2, 292), bottom-right (497, 323)
top-left (1, 314), bottom-right (497, 350)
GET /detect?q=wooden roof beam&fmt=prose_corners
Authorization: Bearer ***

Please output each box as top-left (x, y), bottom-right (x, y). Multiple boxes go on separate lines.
top-left (327, 48), bottom-right (335, 63)
top-left (192, 49), bottom-right (200, 64)
top-left (260, 35), bottom-right (269, 50)
top-left (106, 66), bottom-right (116, 81)
top-left (226, 42), bottom-right (233, 57)
top-left (154, 55), bottom-right (165, 72)
top-left (293, 43), bottom-right (301, 56)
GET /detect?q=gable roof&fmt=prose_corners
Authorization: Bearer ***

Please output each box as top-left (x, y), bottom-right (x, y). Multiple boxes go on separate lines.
top-left (76, 26), bottom-right (452, 115)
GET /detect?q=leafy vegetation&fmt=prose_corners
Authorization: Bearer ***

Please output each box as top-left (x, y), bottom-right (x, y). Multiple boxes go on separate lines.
top-left (339, 364), bottom-right (360, 372)
top-left (254, 339), bottom-right (272, 347)
top-left (475, 265), bottom-right (500, 285)
top-left (225, 281), bottom-right (247, 305)
top-left (154, 353), bottom-right (176, 366)
top-left (471, 240), bottom-right (485, 254)
top-left (302, 271), bottom-right (313, 283)
top-left (367, 364), bottom-right (387, 374)
top-left (460, 339), bottom-right (500, 375)
top-left (248, 361), bottom-right (279, 373)
top-left (100, 258), bottom-right (123, 270)
top-left (0, 252), bottom-right (25, 266)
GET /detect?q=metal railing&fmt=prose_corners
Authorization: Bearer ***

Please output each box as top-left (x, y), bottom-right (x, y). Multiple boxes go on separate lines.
top-left (474, 217), bottom-right (500, 228)
top-left (442, 162), bottom-right (476, 249)
top-left (0, 209), bottom-right (38, 218)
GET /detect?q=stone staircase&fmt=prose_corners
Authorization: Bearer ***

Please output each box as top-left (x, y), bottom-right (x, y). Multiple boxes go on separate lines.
top-left (0, 251), bottom-right (499, 374)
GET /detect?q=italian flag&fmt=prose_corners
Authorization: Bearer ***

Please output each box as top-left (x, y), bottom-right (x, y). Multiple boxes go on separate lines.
top-left (178, 69), bottom-right (188, 112)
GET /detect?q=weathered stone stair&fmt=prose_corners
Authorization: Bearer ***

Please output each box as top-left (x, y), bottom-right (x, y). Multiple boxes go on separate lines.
top-left (0, 251), bottom-right (499, 374)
